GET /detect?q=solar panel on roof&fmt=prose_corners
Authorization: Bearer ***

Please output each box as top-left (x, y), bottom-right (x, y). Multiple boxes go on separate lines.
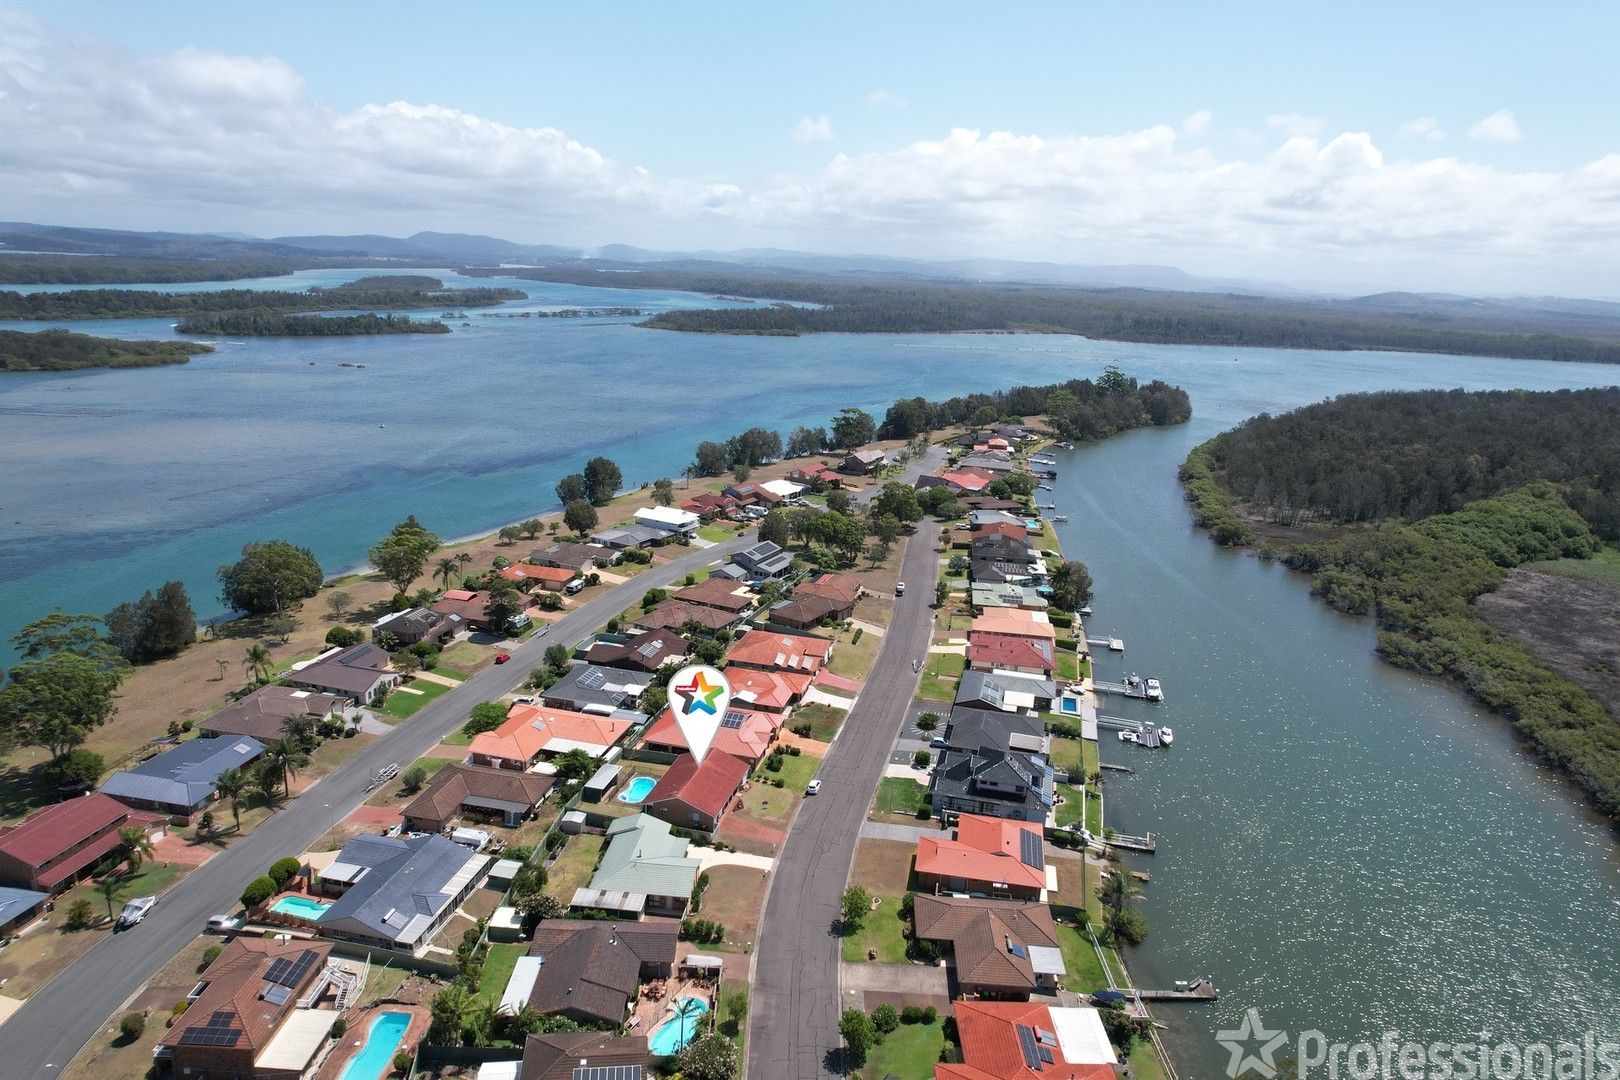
top-left (260, 983), bottom-right (291, 1005)
top-left (636, 640), bottom-right (661, 657)
top-left (573, 1066), bottom-right (643, 1080)
top-left (1016, 1023), bottom-right (1044, 1071)
top-left (1038, 1046), bottom-right (1055, 1063)
top-left (720, 711), bottom-right (745, 730)
top-left (263, 948), bottom-right (319, 988)
top-left (580, 668), bottom-right (607, 688)
top-left (1018, 827), bottom-right (1046, 870)
top-left (1036, 1028), bottom-right (1057, 1045)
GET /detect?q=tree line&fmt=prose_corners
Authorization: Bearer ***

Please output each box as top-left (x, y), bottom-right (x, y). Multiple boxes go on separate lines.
top-left (174, 311), bottom-right (450, 336)
top-left (0, 328), bottom-right (213, 372)
top-left (877, 366), bottom-right (1190, 443)
top-left (0, 254), bottom-right (319, 285)
top-left (0, 276), bottom-right (524, 320)
top-left (469, 266), bottom-right (1620, 365)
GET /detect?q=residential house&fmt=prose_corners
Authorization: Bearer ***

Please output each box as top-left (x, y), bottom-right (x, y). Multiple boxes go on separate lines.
top-left (158, 938), bottom-right (338, 1080)
top-left (945, 707), bottom-right (1051, 758)
top-left (725, 628), bottom-right (832, 677)
top-left (970, 557), bottom-right (1040, 586)
top-left (918, 470), bottom-right (991, 495)
top-left (199, 685), bottom-right (343, 744)
top-left (710, 539), bottom-right (792, 581)
top-left (673, 577), bottom-right (757, 614)
top-left (527, 541), bottom-right (608, 574)
top-left (100, 735), bottom-right (267, 819)
top-left (758, 478), bottom-right (806, 502)
top-left (840, 448), bottom-right (888, 475)
top-left (468, 703), bottom-right (633, 771)
top-left (912, 893), bottom-right (1065, 998)
top-left (935, 1000), bottom-right (1118, 1080)
top-left (401, 763), bottom-right (553, 833)
top-left (284, 643), bottom-right (399, 704)
top-left (540, 665), bottom-right (648, 715)
top-left (0, 793), bottom-right (165, 894)
top-left (642, 752), bottom-right (750, 832)
top-left (721, 482), bottom-right (768, 508)
top-left (431, 589), bottom-right (502, 633)
top-left (573, 813), bottom-right (701, 917)
top-left (499, 562), bottom-right (577, 592)
top-left (768, 594), bottom-right (844, 630)
top-left (795, 573), bottom-right (863, 614)
top-left (787, 463), bottom-right (842, 487)
top-left (915, 814), bottom-right (1050, 899)
top-left (521, 1032), bottom-right (651, 1080)
top-left (970, 609), bottom-right (1056, 643)
top-left (642, 705), bottom-right (781, 765)
top-left (930, 746), bottom-right (1056, 826)
top-left (970, 583), bottom-right (1048, 611)
top-left (967, 634), bottom-right (1056, 678)
top-left (372, 606), bottom-right (459, 647)
top-left (633, 506), bottom-right (700, 536)
top-left (582, 629), bottom-right (688, 673)
top-left (970, 521), bottom-right (1029, 544)
top-left (0, 886), bottom-right (47, 935)
top-left (631, 599), bottom-right (744, 635)
top-left (960, 498), bottom-right (1028, 515)
top-left (957, 452), bottom-right (1017, 475)
top-left (513, 919), bottom-right (679, 1026)
top-left (591, 524), bottom-right (665, 550)
top-left (972, 534), bottom-right (1038, 567)
top-left (314, 833), bottom-right (490, 954)
top-left (724, 666), bottom-right (810, 712)
top-left (680, 492), bottom-right (740, 520)
top-left (955, 669), bottom-right (1058, 714)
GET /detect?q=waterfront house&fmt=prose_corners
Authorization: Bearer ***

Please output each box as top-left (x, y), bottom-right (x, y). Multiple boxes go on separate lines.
top-left (372, 606), bottom-right (459, 647)
top-left (582, 628), bottom-right (688, 673)
top-left (970, 609), bottom-right (1056, 643)
top-left (915, 814), bottom-right (1050, 899)
top-left (758, 478), bottom-right (806, 502)
top-left (681, 492), bottom-right (741, 519)
top-left (968, 634), bottom-right (1056, 678)
top-left (673, 577), bottom-right (758, 614)
top-left (642, 751), bottom-right (750, 832)
top-left (0, 793), bottom-right (165, 895)
top-left (969, 583), bottom-right (1048, 611)
top-left (957, 451), bottom-right (1017, 475)
top-left (198, 685), bottom-right (344, 744)
top-left (961, 498), bottom-right (1028, 515)
top-left (314, 832), bottom-right (489, 954)
top-left (633, 505), bottom-right (700, 536)
top-left (972, 534), bottom-right (1038, 566)
top-left (945, 706), bottom-right (1050, 758)
top-left (511, 918), bottom-right (678, 1027)
top-left (919, 470), bottom-right (992, 495)
top-left (787, 463), bottom-right (842, 487)
top-left (955, 669), bottom-right (1058, 713)
top-left (527, 540), bottom-right (609, 573)
top-left (642, 704), bottom-right (781, 764)
top-left (158, 938), bottom-right (338, 1080)
top-left (912, 893), bottom-right (1065, 999)
top-left (100, 735), bottom-right (266, 819)
top-left (521, 1032), bottom-right (652, 1080)
top-left (967, 509), bottom-right (1028, 529)
top-left (284, 643), bottom-right (400, 704)
top-left (840, 448), bottom-right (888, 475)
top-left (468, 703), bottom-right (634, 770)
top-left (591, 523), bottom-right (665, 550)
top-left (430, 588), bottom-right (506, 632)
top-left (725, 628), bottom-right (832, 677)
top-left (722, 482), bottom-right (767, 508)
top-left (631, 598), bottom-right (745, 635)
top-left (401, 762), bottom-right (553, 833)
top-left (540, 665), bottom-right (648, 715)
top-left (936, 1000), bottom-right (1118, 1080)
top-left (574, 813), bottom-right (701, 917)
top-left (709, 539), bottom-right (792, 581)
top-left (929, 746), bottom-right (1056, 826)
top-left (499, 562), bottom-right (577, 593)
top-left (971, 521), bottom-right (1029, 543)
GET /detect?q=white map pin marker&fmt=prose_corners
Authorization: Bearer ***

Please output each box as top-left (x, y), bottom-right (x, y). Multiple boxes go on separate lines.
top-left (667, 664), bottom-right (731, 764)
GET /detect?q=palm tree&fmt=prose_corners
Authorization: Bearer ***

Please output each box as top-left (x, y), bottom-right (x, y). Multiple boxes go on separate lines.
top-left (214, 657), bottom-right (229, 681)
top-left (117, 826), bottom-right (154, 873)
top-left (269, 737), bottom-right (310, 799)
top-left (214, 768), bottom-right (247, 832)
top-left (1099, 867), bottom-right (1142, 916)
top-left (252, 758), bottom-right (282, 807)
top-left (435, 556), bottom-right (460, 591)
top-left (455, 551), bottom-right (473, 568)
top-left (96, 873), bottom-right (127, 923)
top-left (243, 643), bottom-right (273, 684)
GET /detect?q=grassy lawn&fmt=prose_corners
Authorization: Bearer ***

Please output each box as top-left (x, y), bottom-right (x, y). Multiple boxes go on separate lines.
top-left (1056, 649), bottom-right (1080, 682)
top-left (440, 727), bottom-right (475, 746)
top-left (827, 624), bottom-right (882, 681)
top-left (1056, 922), bottom-right (1110, 993)
top-left (1526, 546), bottom-right (1620, 585)
top-left (1049, 735), bottom-right (1083, 778)
top-left (477, 942), bottom-right (526, 1004)
top-left (1054, 782), bottom-right (1084, 827)
top-left (791, 703), bottom-right (847, 742)
top-left (758, 752), bottom-right (822, 790)
top-left (698, 523), bottom-right (736, 542)
top-left (380, 677), bottom-right (453, 719)
top-left (917, 651), bottom-right (964, 703)
top-left (1129, 1037), bottom-right (1172, 1080)
top-left (1083, 736), bottom-right (1099, 774)
top-left (840, 893), bottom-right (910, 963)
top-left (864, 1018), bottom-right (946, 1080)
top-left (739, 753), bottom-right (820, 825)
top-left (1086, 787), bottom-right (1103, 835)
top-left (543, 833), bottom-right (603, 903)
top-left (719, 980), bottom-right (748, 1054)
top-left (873, 776), bottom-right (928, 818)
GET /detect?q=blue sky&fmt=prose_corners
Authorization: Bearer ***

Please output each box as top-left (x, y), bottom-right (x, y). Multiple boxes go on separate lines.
top-left (5, 2), bottom-right (1620, 294)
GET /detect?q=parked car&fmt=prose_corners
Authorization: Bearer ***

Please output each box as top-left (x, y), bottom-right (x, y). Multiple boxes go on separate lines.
top-left (116, 895), bottom-right (158, 930)
top-left (206, 914), bottom-right (245, 934)
top-left (494, 652), bottom-right (512, 664)
top-left (806, 779), bottom-right (822, 796)
top-left (929, 736), bottom-right (948, 749)
top-left (895, 582), bottom-right (906, 596)
top-left (564, 578), bottom-right (585, 595)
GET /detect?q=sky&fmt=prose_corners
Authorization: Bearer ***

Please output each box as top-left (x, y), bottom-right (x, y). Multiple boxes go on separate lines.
top-left (3, 1), bottom-right (1619, 296)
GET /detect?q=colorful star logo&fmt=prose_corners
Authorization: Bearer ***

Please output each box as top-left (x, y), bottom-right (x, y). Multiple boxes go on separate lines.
top-left (673, 670), bottom-right (725, 716)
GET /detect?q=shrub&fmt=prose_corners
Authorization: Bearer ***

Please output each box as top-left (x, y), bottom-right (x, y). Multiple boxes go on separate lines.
top-left (676, 1033), bottom-right (740, 1080)
top-left (267, 856), bottom-right (302, 888)
top-left (900, 1004), bottom-right (928, 1025)
top-left (392, 1049), bottom-right (414, 1076)
top-left (790, 722), bottom-right (812, 737)
top-left (537, 592), bottom-right (563, 611)
top-left (325, 625), bottom-right (362, 647)
top-left (871, 1003), bottom-right (899, 1033)
top-left (240, 875), bottom-right (277, 908)
top-left (201, 944), bottom-right (222, 967)
top-left (65, 897), bottom-right (94, 928)
top-left (912, 749), bottom-right (931, 769)
top-left (330, 1017), bottom-right (346, 1039)
top-left (399, 764), bottom-right (428, 795)
top-left (840, 1008), bottom-right (875, 1067)
top-left (118, 1012), bottom-right (145, 1043)
top-left (170, 999), bottom-right (189, 1019)
top-left (43, 748), bottom-right (105, 790)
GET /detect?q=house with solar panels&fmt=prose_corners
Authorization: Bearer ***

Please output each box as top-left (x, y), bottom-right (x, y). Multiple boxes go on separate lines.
top-left (911, 893), bottom-right (1066, 999)
top-left (929, 742), bottom-right (1056, 825)
top-left (914, 814), bottom-right (1053, 901)
top-left (313, 832), bottom-right (490, 954)
top-left (520, 1030), bottom-right (652, 1080)
top-left (936, 1000), bottom-right (1118, 1079)
top-left (540, 664), bottom-right (649, 716)
top-left (157, 937), bottom-right (338, 1078)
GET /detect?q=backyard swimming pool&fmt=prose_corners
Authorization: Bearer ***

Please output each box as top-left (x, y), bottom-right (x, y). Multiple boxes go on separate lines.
top-left (339, 1011), bottom-right (411, 1080)
top-left (269, 895), bottom-right (332, 920)
top-left (617, 775), bottom-right (658, 804)
top-left (648, 996), bottom-right (709, 1055)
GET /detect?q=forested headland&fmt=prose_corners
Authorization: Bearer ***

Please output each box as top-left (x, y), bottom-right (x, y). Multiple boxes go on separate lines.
top-left (1180, 388), bottom-right (1620, 821)
top-left (0, 328), bottom-right (213, 372)
top-left (175, 311), bottom-right (450, 336)
top-left (0, 275), bottom-right (525, 321)
top-left (0, 253), bottom-right (368, 285)
top-left (468, 266), bottom-right (1620, 365)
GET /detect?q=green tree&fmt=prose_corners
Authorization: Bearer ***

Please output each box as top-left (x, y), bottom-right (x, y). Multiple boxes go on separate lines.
top-left (325, 589), bottom-right (354, 620)
top-left (879, 397), bottom-right (932, 439)
top-left (0, 650), bottom-right (126, 758)
top-left (519, 518), bottom-right (544, 539)
top-left (830, 407), bottom-right (876, 450)
top-left (692, 441), bottom-right (730, 477)
top-left (434, 557), bottom-right (460, 591)
top-left (583, 456), bottom-right (623, 505)
top-left (96, 873), bottom-right (127, 922)
top-left (839, 1008), bottom-right (875, 1067)
top-left (428, 982), bottom-right (474, 1044)
top-left (759, 508), bottom-right (792, 549)
top-left (215, 767), bottom-right (247, 831)
top-left (484, 578), bottom-right (525, 635)
top-left (117, 1012), bottom-right (145, 1044)
top-left (1049, 559), bottom-right (1095, 612)
top-left (1099, 868), bottom-right (1142, 916)
top-left (463, 701), bottom-right (509, 737)
top-left (269, 736), bottom-right (310, 798)
top-left (400, 764), bottom-right (429, 794)
top-left (871, 1002), bottom-right (900, 1033)
top-left (242, 643), bottom-right (274, 684)
top-left (369, 515), bottom-right (441, 595)
top-left (871, 482), bottom-right (923, 524)
top-left (653, 478), bottom-right (675, 506)
top-left (240, 875), bottom-right (277, 908)
top-left (553, 748), bottom-right (596, 783)
top-left (268, 856), bottom-right (303, 887)
top-left (105, 581), bottom-right (197, 663)
top-left (934, 578), bottom-right (949, 607)
top-left (676, 1033), bottom-right (740, 1080)
top-left (870, 513), bottom-right (902, 559)
top-left (218, 540), bottom-right (323, 615)
top-left (840, 884), bottom-right (870, 933)
top-left (555, 473), bottom-right (588, 506)
top-left (563, 499), bottom-right (598, 535)
top-left (43, 747), bottom-right (105, 789)
top-left (252, 757), bottom-right (283, 806)
top-left (12, 612), bottom-right (123, 665)
top-left (117, 825), bottom-right (154, 873)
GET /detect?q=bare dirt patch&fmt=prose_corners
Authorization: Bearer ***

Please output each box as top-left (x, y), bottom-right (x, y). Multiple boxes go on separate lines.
top-left (1476, 569), bottom-right (1620, 720)
top-left (851, 838), bottom-right (916, 896)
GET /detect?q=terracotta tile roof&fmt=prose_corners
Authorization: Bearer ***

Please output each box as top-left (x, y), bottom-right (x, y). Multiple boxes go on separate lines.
top-left (159, 938), bottom-right (333, 1056)
top-left (915, 814), bottom-right (1047, 892)
top-left (970, 522), bottom-right (1029, 542)
top-left (968, 635), bottom-right (1055, 672)
top-left (468, 704), bottom-right (632, 765)
top-left (401, 763), bottom-right (553, 826)
top-left (725, 629), bottom-right (832, 674)
top-left (674, 577), bottom-right (756, 612)
top-left (500, 563), bottom-right (576, 587)
top-left (940, 1000), bottom-right (1117, 1080)
top-left (643, 706), bottom-right (781, 763)
top-left (432, 590), bottom-right (492, 623)
top-left (971, 609), bottom-right (1056, 642)
top-left (938, 470), bottom-right (992, 492)
top-left (795, 573), bottom-right (864, 606)
top-left (723, 666), bottom-right (811, 710)
top-left (644, 752), bottom-right (750, 820)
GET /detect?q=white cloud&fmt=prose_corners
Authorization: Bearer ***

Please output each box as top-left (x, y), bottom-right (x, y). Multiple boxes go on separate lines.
top-left (790, 115), bottom-right (834, 142)
top-left (1180, 109), bottom-right (1213, 136)
top-left (1266, 113), bottom-right (1326, 137)
top-left (1, 13), bottom-right (1616, 293)
top-left (1399, 117), bottom-right (1446, 141)
top-left (1468, 109), bottom-right (1522, 143)
top-left (866, 89), bottom-right (909, 110)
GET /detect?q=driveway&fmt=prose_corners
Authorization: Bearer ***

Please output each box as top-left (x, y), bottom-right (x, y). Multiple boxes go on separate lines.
top-left (746, 520), bottom-right (941, 1079)
top-left (0, 533), bottom-right (753, 1079)
top-left (840, 961), bottom-right (950, 998)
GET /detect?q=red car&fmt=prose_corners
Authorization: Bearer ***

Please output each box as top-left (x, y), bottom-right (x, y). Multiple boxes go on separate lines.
top-left (494, 652), bottom-right (512, 665)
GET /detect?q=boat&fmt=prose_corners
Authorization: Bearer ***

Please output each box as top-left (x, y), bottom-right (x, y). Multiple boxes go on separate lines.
top-left (1145, 678), bottom-right (1163, 702)
top-left (1118, 731), bottom-right (1138, 743)
top-left (1078, 604), bottom-right (1091, 616)
top-left (1051, 514), bottom-right (1069, 522)
top-left (1041, 502), bottom-right (1056, 509)
top-left (1159, 726), bottom-right (1174, 745)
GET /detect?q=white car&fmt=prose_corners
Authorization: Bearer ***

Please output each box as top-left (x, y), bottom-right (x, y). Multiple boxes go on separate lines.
top-left (806, 779), bottom-right (822, 796)
top-left (116, 895), bottom-right (158, 929)
top-left (895, 582), bottom-right (906, 596)
top-left (206, 914), bottom-right (245, 934)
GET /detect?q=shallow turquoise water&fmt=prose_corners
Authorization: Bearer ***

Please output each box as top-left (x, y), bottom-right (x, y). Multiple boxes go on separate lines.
top-left (338, 1010), bottom-right (411, 1080)
top-left (268, 894), bottom-right (332, 919)
top-left (617, 774), bottom-right (658, 804)
top-left (648, 995), bottom-right (709, 1055)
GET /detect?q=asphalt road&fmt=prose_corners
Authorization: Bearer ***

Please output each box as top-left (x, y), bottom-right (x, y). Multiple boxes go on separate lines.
top-left (746, 522), bottom-right (941, 1079)
top-left (3, 533), bottom-right (751, 1077)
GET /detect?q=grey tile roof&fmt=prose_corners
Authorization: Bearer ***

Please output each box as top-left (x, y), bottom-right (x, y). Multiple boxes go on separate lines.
top-left (946, 707), bottom-right (1047, 754)
top-left (930, 747), bottom-right (1056, 816)
top-left (955, 670), bottom-right (1057, 712)
top-left (100, 736), bottom-right (266, 810)
top-left (542, 665), bottom-right (643, 712)
top-left (316, 833), bottom-right (485, 947)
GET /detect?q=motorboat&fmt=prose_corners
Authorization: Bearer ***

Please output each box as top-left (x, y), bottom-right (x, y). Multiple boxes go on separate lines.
top-left (1159, 726), bottom-right (1174, 745)
top-left (1078, 604), bottom-right (1091, 616)
top-left (1118, 731), bottom-right (1138, 743)
top-left (1145, 678), bottom-right (1163, 702)
top-left (1050, 513), bottom-right (1069, 522)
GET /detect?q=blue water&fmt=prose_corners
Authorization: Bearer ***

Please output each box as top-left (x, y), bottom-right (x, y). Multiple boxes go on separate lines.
top-left (338, 1010), bottom-right (411, 1080)
top-left (617, 774), bottom-right (658, 804)
top-left (648, 995), bottom-right (709, 1055)
top-left (268, 894), bottom-right (331, 919)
